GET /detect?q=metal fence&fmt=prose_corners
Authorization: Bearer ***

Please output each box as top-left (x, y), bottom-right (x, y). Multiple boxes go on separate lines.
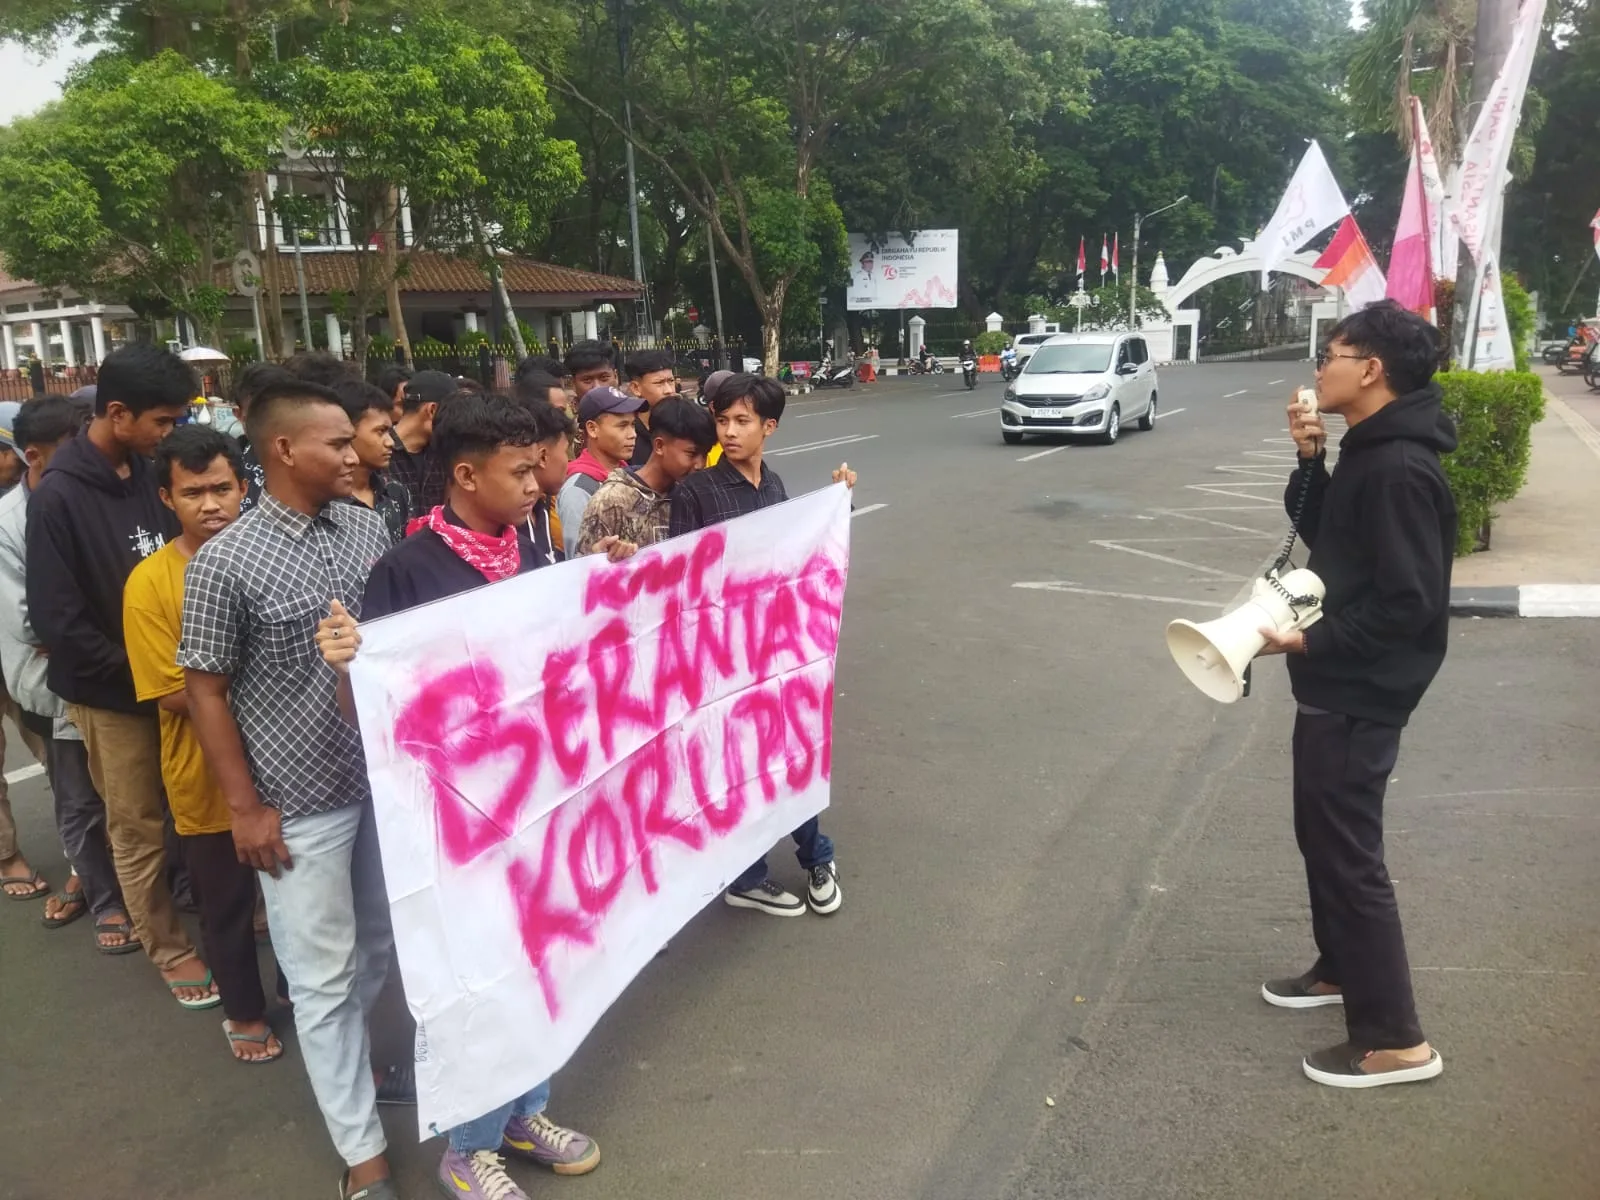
top-left (0, 364), bottom-right (101, 403)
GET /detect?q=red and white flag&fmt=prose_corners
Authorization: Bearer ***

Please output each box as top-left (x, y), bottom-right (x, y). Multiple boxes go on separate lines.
top-left (1100, 235), bottom-right (1110, 278)
top-left (1077, 237), bottom-right (1086, 284)
top-left (1112, 233), bottom-right (1120, 280)
top-left (1315, 215), bottom-right (1387, 311)
top-left (1386, 97), bottom-right (1435, 317)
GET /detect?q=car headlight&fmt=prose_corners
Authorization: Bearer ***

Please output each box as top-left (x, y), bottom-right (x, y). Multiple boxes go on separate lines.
top-left (1004, 387), bottom-right (1016, 402)
top-left (1082, 382), bottom-right (1111, 402)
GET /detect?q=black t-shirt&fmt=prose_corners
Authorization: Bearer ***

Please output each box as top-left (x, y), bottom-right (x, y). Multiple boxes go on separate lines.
top-left (362, 509), bottom-right (552, 620)
top-left (629, 416), bottom-right (652, 467)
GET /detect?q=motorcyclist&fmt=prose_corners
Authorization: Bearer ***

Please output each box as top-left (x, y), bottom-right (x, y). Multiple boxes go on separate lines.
top-left (1000, 342), bottom-right (1018, 377)
top-left (961, 339), bottom-right (975, 362)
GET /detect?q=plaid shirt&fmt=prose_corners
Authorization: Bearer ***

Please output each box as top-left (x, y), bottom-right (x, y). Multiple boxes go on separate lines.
top-left (390, 440), bottom-right (446, 515)
top-left (177, 494), bottom-right (390, 818)
top-left (667, 458), bottom-right (787, 536)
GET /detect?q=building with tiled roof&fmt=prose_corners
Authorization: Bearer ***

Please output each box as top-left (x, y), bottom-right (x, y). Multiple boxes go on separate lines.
top-left (0, 264), bottom-right (137, 369)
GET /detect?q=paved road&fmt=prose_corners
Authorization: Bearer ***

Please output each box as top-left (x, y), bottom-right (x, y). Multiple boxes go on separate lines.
top-left (5, 364), bottom-right (1599, 1200)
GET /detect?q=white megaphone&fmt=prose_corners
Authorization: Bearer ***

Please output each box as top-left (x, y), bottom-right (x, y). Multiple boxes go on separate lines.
top-left (1166, 569), bottom-right (1325, 704)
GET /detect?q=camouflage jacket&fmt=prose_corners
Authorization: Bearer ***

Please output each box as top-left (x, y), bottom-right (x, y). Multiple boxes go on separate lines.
top-left (575, 466), bottom-right (672, 555)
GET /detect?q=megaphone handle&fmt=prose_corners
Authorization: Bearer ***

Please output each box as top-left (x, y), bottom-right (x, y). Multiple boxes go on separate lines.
top-left (1241, 662), bottom-right (1252, 699)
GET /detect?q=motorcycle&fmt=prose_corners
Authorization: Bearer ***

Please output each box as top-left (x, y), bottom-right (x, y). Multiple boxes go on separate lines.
top-left (999, 354), bottom-right (1019, 382)
top-left (1584, 341), bottom-right (1600, 390)
top-left (814, 357), bottom-right (857, 389)
top-left (909, 357), bottom-right (945, 375)
top-left (961, 357), bottom-right (978, 390)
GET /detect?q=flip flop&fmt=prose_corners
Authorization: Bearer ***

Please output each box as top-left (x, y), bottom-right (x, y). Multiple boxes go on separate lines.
top-left (1, 870), bottom-right (49, 900)
top-left (223, 1021), bottom-right (283, 1065)
top-left (94, 915), bottom-right (141, 956)
top-left (41, 891), bottom-right (87, 928)
top-left (168, 968), bottom-right (222, 1010)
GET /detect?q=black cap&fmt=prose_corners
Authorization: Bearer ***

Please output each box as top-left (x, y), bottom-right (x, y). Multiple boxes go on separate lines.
top-left (403, 370), bottom-right (456, 405)
top-left (578, 385), bottom-right (647, 424)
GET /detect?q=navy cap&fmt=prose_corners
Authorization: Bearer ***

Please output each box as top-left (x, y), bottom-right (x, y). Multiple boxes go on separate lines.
top-left (0, 402), bottom-right (19, 451)
top-left (578, 385), bottom-right (647, 424)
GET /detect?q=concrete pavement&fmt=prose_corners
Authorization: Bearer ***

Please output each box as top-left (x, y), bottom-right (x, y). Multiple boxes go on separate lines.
top-left (3, 364), bottom-right (1597, 1200)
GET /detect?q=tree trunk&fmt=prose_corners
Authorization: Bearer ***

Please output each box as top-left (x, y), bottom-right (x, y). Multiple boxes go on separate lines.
top-left (760, 276), bottom-right (790, 374)
top-left (383, 189), bottom-right (411, 363)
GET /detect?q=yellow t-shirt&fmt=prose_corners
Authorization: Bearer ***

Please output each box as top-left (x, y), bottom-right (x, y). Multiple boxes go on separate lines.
top-left (707, 444), bottom-right (723, 467)
top-left (124, 542), bottom-right (232, 836)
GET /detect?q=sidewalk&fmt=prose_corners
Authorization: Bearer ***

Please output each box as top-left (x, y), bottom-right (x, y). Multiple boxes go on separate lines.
top-left (1450, 367), bottom-right (1600, 616)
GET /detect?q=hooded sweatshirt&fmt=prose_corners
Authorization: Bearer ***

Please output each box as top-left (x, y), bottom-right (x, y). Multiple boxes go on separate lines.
top-left (556, 449), bottom-right (618, 559)
top-left (1287, 382), bottom-right (1458, 726)
top-left (26, 434), bottom-right (178, 713)
top-left (575, 465), bottom-right (673, 555)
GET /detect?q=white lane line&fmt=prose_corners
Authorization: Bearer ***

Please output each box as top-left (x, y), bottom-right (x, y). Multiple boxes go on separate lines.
top-left (791, 407), bottom-right (859, 419)
top-left (851, 503), bottom-right (888, 519)
top-left (950, 407), bottom-right (998, 419)
top-left (769, 434), bottom-right (880, 458)
top-left (1017, 445), bottom-right (1070, 463)
top-left (1268, 378), bottom-right (1286, 386)
top-left (1154, 509), bottom-right (1277, 536)
top-left (1223, 389), bottom-right (1249, 398)
top-left (5, 763), bottom-right (43, 784)
top-left (1089, 540), bottom-right (1248, 580)
top-left (1153, 407), bottom-right (1187, 420)
top-left (1014, 582), bottom-right (1226, 608)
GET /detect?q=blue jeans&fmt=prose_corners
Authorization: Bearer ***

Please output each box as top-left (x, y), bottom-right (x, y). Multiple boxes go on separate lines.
top-left (258, 802), bottom-right (393, 1167)
top-left (731, 817), bottom-right (834, 891)
top-left (449, 1080), bottom-right (551, 1152)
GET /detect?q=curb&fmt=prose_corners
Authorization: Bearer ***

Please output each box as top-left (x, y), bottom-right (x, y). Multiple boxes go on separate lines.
top-left (1450, 585), bottom-right (1600, 618)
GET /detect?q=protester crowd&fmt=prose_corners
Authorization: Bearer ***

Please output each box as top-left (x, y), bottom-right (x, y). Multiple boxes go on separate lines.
top-left (0, 339), bottom-right (855, 1200)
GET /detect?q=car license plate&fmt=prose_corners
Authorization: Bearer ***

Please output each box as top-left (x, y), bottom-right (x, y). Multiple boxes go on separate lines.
top-left (1034, 408), bottom-right (1067, 419)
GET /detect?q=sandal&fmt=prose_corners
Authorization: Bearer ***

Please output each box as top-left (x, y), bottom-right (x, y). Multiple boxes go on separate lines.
top-left (1, 869), bottom-right (49, 900)
top-left (167, 967), bottom-right (222, 1010)
top-left (42, 891), bottom-right (88, 928)
top-left (94, 914), bottom-right (141, 956)
top-left (222, 1021), bottom-right (283, 1064)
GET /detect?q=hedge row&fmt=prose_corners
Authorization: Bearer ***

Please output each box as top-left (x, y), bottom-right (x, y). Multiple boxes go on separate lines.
top-left (1437, 369), bottom-right (1544, 556)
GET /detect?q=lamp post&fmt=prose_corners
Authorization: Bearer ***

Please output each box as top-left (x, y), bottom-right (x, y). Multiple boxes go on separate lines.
top-left (1130, 195), bottom-right (1189, 329)
top-left (612, 0), bottom-right (652, 342)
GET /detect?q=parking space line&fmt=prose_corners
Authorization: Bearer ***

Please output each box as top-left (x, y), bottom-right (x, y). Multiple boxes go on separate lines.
top-left (1089, 541), bottom-right (1249, 580)
top-left (1153, 407), bottom-right (1186, 420)
top-left (769, 434), bottom-right (880, 457)
top-left (1017, 445), bottom-right (1070, 463)
top-left (1014, 582), bottom-right (1227, 608)
top-left (1152, 509), bottom-right (1278, 536)
top-left (850, 503), bottom-right (888, 519)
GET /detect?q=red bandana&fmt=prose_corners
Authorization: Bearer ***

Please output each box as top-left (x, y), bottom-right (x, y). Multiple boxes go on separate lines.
top-left (409, 506), bottom-right (521, 583)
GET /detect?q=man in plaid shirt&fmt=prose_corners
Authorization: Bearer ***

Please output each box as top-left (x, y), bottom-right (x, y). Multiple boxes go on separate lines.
top-left (180, 380), bottom-right (404, 1200)
top-left (669, 373), bottom-right (857, 918)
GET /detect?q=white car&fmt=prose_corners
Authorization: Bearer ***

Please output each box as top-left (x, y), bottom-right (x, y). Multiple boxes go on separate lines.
top-left (999, 332), bottom-right (1158, 446)
top-left (1010, 331), bottom-right (1057, 372)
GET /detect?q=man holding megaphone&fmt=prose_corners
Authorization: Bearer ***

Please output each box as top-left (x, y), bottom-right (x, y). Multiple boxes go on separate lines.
top-left (1253, 300), bottom-right (1457, 1090)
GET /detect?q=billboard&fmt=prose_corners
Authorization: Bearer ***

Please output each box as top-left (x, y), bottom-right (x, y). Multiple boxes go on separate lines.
top-left (847, 229), bottom-right (958, 310)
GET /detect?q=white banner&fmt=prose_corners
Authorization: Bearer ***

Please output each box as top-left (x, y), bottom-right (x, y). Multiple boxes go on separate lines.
top-left (1450, 0), bottom-right (1547, 264)
top-left (1411, 100), bottom-right (1454, 281)
top-left (1257, 141), bottom-right (1350, 286)
top-left (349, 485), bottom-right (853, 1136)
top-left (1471, 253), bottom-right (1517, 372)
top-left (847, 229), bottom-right (959, 310)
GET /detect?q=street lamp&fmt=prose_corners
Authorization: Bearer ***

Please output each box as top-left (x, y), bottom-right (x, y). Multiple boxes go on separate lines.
top-left (1130, 195), bottom-right (1189, 330)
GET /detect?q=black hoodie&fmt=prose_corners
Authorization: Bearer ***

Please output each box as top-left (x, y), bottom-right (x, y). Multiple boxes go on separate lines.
top-left (1286, 383), bottom-right (1458, 727)
top-left (26, 435), bottom-right (178, 713)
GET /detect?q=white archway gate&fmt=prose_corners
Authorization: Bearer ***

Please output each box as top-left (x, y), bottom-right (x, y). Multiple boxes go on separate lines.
top-left (1141, 239), bottom-right (1349, 364)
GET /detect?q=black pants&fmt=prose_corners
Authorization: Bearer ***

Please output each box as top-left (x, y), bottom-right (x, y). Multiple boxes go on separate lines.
top-left (1293, 709), bottom-right (1424, 1050)
top-left (182, 832), bottom-right (287, 1024)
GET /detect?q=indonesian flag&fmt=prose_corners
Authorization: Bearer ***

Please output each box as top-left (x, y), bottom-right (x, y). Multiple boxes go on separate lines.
top-left (1077, 237), bottom-right (1086, 284)
top-left (1100, 235), bottom-right (1110, 277)
top-left (1315, 216), bottom-right (1387, 310)
top-left (1112, 233), bottom-right (1120, 280)
top-left (1385, 97), bottom-right (1435, 318)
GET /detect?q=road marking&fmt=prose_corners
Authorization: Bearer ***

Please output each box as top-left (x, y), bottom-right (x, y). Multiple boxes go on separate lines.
top-left (1267, 378), bottom-right (1286, 386)
top-left (5, 763), bottom-right (43, 784)
top-left (1154, 509), bottom-right (1277, 536)
top-left (1185, 483), bottom-right (1279, 505)
top-left (1013, 582), bottom-right (1226, 608)
top-left (1110, 534), bottom-right (1271, 544)
top-left (1089, 540), bottom-right (1249, 580)
top-left (1153, 407), bottom-right (1186, 420)
top-left (769, 434), bottom-right (880, 457)
top-left (1223, 389), bottom-right (1249, 398)
top-left (850, 503), bottom-right (888, 519)
top-left (1017, 445), bottom-right (1070, 462)
top-left (950, 407), bottom-right (997, 419)
top-left (791, 407), bottom-right (858, 419)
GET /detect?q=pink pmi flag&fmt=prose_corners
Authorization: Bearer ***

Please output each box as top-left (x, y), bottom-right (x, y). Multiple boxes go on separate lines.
top-left (1386, 99), bottom-right (1435, 316)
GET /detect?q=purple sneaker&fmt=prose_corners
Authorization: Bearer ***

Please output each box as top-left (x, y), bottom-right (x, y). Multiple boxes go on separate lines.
top-left (501, 1111), bottom-right (601, 1176)
top-left (436, 1148), bottom-right (528, 1199)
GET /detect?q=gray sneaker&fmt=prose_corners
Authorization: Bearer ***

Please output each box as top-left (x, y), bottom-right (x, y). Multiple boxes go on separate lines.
top-left (502, 1111), bottom-right (601, 1176)
top-left (724, 878), bottom-right (806, 916)
top-left (806, 861), bottom-right (841, 915)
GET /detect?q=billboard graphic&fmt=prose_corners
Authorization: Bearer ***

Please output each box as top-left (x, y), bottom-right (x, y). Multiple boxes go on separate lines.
top-left (847, 230), bottom-right (959, 310)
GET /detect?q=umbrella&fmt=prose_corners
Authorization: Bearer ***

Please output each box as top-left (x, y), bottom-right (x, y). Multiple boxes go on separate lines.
top-left (178, 346), bottom-right (231, 365)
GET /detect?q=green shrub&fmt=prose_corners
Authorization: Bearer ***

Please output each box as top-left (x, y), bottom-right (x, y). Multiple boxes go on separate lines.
top-left (458, 329), bottom-right (491, 349)
top-left (413, 335), bottom-right (453, 356)
top-left (1437, 369), bottom-right (1544, 555)
top-left (1501, 274), bottom-right (1535, 372)
top-left (973, 331), bottom-right (1009, 356)
top-left (225, 335), bottom-right (260, 363)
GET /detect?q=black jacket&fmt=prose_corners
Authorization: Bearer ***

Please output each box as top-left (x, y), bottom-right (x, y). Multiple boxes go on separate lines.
top-left (1287, 383), bottom-right (1458, 726)
top-left (26, 436), bottom-right (178, 713)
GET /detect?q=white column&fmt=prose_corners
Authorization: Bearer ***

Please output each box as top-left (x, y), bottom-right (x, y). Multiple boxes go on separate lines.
top-left (324, 312), bottom-right (344, 358)
top-left (1, 324), bottom-right (15, 370)
top-left (399, 188), bottom-right (413, 247)
top-left (582, 309), bottom-right (598, 341)
top-left (30, 322), bottom-right (45, 362)
top-left (89, 315), bottom-right (107, 364)
top-left (463, 311), bottom-right (479, 333)
top-left (58, 320), bottom-right (77, 367)
top-left (334, 178), bottom-right (352, 246)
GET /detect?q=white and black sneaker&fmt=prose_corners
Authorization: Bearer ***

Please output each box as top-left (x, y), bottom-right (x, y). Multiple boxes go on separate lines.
top-left (806, 861), bottom-right (841, 915)
top-left (1262, 970), bottom-right (1344, 1009)
top-left (724, 879), bottom-right (806, 917)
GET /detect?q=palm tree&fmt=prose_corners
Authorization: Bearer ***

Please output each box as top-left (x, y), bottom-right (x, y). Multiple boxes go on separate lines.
top-left (1348, 0), bottom-right (1476, 164)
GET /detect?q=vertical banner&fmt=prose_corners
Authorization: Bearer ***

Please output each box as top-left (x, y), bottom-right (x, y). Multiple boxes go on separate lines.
top-left (349, 485), bottom-right (853, 1136)
top-left (1471, 254), bottom-right (1517, 372)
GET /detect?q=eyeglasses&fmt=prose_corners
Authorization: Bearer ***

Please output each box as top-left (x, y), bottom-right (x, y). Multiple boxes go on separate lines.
top-left (1315, 349), bottom-right (1371, 370)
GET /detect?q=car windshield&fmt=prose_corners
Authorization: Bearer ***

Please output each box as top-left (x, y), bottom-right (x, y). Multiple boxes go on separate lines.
top-left (1024, 344), bottom-right (1113, 374)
